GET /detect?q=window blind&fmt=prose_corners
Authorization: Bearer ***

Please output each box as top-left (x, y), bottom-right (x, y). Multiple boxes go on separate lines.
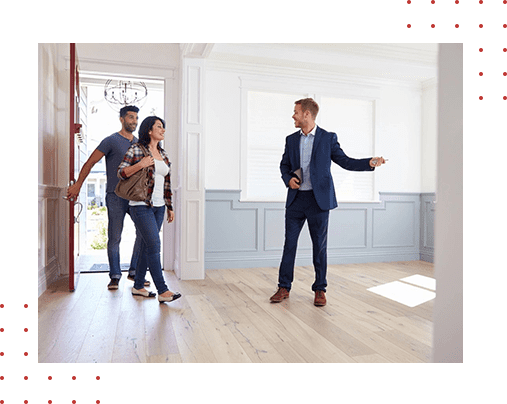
top-left (245, 91), bottom-right (374, 202)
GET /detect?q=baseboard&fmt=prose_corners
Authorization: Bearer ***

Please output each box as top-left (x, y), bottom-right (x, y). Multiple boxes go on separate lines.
top-left (420, 252), bottom-right (434, 263)
top-left (205, 251), bottom-right (422, 270)
top-left (38, 257), bottom-right (60, 297)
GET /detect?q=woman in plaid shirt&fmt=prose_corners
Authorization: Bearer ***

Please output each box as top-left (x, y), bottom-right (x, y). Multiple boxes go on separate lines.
top-left (118, 116), bottom-right (181, 303)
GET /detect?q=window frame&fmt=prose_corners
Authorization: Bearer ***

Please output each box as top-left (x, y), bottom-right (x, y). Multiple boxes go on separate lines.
top-left (239, 74), bottom-right (381, 203)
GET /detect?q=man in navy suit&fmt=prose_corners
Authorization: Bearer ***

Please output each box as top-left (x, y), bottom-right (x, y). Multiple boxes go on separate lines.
top-left (270, 98), bottom-right (386, 306)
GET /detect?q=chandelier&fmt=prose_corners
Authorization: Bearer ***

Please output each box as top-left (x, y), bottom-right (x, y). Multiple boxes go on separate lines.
top-left (104, 79), bottom-right (148, 111)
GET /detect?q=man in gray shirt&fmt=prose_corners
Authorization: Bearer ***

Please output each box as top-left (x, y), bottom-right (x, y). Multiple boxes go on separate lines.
top-left (67, 105), bottom-right (148, 290)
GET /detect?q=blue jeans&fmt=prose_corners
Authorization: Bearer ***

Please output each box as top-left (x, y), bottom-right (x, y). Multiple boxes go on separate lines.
top-left (278, 191), bottom-right (329, 292)
top-left (105, 192), bottom-right (142, 280)
top-left (129, 205), bottom-right (169, 295)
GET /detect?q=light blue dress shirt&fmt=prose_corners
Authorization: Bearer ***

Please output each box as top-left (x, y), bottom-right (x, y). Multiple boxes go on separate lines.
top-left (299, 125), bottom-right (317, 191)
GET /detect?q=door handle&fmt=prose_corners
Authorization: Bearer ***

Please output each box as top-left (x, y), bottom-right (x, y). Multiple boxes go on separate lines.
top-left (64, 180), bottom-right (84, 223)
top-left (63, 180), bottom-right (76, 202)
top-left (74, 201), bottom-right (84, 223)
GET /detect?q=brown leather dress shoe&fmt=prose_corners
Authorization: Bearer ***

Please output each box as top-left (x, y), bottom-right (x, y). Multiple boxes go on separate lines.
top-left (314, 290), bottom-right (326, 306)
top-left (270, 287), bottom-right (290, 303)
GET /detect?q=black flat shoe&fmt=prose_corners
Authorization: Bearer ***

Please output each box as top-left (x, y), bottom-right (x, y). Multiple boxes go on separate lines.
top-left (158, 292), bottom-right (182, 303)
top-left (132, 288), bottom-right (156, 297)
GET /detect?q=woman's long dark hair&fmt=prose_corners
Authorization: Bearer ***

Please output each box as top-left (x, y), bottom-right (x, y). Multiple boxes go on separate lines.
top-left (138, 116), bottom-right (166, 148)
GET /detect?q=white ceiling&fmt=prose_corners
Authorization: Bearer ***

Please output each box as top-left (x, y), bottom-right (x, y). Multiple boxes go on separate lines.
top-left (207, 43), bottom-right (438, 83)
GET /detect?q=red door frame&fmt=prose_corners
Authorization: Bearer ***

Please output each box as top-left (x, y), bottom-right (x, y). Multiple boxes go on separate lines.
top-left (69, 43), bottom-right (81, 291)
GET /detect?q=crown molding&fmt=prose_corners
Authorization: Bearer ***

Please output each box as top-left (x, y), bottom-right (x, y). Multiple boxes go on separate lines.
top-left (209, 43), bottom-right (438, 67)
top-left (180, 43), bottom-right (214, 58)
top-left (207, 57), bottom-right (426, 91)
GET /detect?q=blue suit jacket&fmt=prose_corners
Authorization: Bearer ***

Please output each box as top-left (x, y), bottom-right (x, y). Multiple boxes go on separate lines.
top-left (280, 126), bottom-right (374, 211)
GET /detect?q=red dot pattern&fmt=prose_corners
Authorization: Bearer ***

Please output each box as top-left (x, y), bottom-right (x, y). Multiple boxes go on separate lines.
top-left (0, 303), bottom-right (100, 404)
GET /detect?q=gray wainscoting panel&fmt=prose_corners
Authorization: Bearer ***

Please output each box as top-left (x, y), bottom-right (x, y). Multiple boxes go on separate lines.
top-left (264, 208), bottom-right (288, 251)
top-left (205, 190), bottom-right (435, 269)
top-left (331, 208), bottom-right (368, 249)
top-left (205, 196), bottom-right (258, 253)
top-left (373, 200), bottom-right (417, 248)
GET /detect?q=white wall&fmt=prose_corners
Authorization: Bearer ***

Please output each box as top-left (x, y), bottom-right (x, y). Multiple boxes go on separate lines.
top-left (205, 63), bottom-right (437, 196)
top-left (375, 84), bottom-right (423, 193)
top-left (205, 70), bottom-right (242, 190)
top-left (433, 44), bottom-right (463, 363)
top-left (38, 43), bottom-right (70, 296)
top-left (421, 81), bottom-right (438, 193)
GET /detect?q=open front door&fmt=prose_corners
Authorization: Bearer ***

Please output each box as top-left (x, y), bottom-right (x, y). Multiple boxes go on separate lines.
top-left (69, 43), bottom-right (83, 291)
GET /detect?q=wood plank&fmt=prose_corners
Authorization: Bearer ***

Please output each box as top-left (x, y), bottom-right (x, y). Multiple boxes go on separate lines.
top-left (215, 305), bottom-right (287, 363)
top-left (169, 306), bottom-right (219, 363)
top-left (142, 298), bottom-right (181, 359)
top-left (39, 274), bottom-right (108, 363)
top-left (111, 307), bottom-right (147, 363)
top-left (261, 301), bottom-right (356, 362)
top-left (353, 354), bottom-right (391, 363)
top-left (38, 262), bottom-right (434, 363)
top-left (185, 294), bottom-right (252, 362)
top-left (75, 280), bottom-right (124, 362)
top-left (146, 354), bottom-right (182, 363)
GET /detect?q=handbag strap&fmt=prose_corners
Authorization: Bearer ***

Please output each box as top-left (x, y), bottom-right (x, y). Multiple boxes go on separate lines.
top-left (138, 143), bottom-right (149, 158)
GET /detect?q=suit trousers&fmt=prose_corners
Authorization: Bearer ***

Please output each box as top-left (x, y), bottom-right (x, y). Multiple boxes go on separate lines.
top-left (278, 190), bottom-right (329, 292)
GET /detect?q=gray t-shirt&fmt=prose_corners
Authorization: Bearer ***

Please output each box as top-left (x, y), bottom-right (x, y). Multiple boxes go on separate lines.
top-left (96, 132), bottom-right (138, 193)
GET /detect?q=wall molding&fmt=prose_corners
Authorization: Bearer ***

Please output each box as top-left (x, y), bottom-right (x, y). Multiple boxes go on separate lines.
top-left (208, 58), bottom-right (427, 92)
top-left (205, 190), bottom-right (435, 270)
top-left (38, 184), bottom-right (64, 296)
top-left (420, 193), bottom-right (436, 262)
top-left (74, 57), bottom-right (177, 80)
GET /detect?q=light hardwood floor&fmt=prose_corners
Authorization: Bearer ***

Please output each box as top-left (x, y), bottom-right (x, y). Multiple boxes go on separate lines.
top-left (38, 261), bottom-right (434, 363)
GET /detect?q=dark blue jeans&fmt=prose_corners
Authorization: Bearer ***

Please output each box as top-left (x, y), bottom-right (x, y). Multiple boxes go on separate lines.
top-left (129, 205), bottom-right (169, 295)
top-left (105, 192), bottom-right (141, 280)
top-left (278, 190), bottom-right (329, 292)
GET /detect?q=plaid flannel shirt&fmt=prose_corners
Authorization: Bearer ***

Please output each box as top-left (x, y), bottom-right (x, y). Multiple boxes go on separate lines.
top-left (117, 143), bottom-right (173, 210)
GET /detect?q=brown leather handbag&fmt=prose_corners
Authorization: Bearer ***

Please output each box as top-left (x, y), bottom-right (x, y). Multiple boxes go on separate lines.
top-left (114, 144), bottom-right (150, 202)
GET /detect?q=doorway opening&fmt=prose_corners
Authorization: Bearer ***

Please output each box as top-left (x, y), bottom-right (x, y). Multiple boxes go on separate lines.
top-left (75, 73), bottom-right (165, 277)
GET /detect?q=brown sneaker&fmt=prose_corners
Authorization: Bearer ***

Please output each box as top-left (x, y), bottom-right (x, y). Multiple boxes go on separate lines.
top-left (270, 287), bottom-right (290, 303)
top-left (314, 290), bottom-right (326, 306)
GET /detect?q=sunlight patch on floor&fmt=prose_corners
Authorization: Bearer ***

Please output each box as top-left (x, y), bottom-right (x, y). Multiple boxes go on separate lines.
top-left (367, 276), bottom-right (436, 308)
top-left (400, 274), bottom-right (436, 291)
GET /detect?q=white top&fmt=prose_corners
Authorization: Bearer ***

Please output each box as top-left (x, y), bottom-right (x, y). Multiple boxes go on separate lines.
top-left (130, 158), bottom-right (170, 207)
